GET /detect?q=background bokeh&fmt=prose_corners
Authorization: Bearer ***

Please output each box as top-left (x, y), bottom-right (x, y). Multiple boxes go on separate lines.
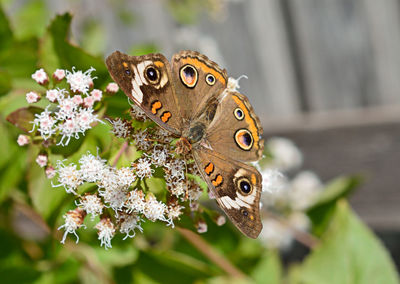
top-left (1, 0), bottom-right (399, 283)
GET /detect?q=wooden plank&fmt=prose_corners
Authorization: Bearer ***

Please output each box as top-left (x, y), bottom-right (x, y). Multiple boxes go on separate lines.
top-left (362, 0), bottom-right (400, 105)
top-left (269, 120), bottom-right (400, 230)
top-left (288, 0), bottom-right (377, 111)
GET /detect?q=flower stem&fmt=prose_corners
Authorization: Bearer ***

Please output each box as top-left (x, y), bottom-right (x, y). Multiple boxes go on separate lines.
top-left (112, 141), bottom-right (129, 167)
top-left (176, 227), bottom-right (246, 279)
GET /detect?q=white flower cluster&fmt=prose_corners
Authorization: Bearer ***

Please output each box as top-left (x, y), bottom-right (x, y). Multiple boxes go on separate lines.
top-left (54, 147), bottom-right (199, 249)
top-left (259, 137), bottom-right (324, 250)
top-left (27, 68), bottom-right (104, 146)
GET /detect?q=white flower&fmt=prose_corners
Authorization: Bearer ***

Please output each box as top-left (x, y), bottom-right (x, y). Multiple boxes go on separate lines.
top-left (79, 152), bottom-right (106, 182)
top-left (167, 204), bottom-right (184, 222)
top-left (95, 218), bottom-right (115, 250)
top-left (130, 104), bottom-right (147, 121)
top-left (261, 169), bottom-right (287, 193)
top-left (168, 181), bottom-right (187, 198)
top-left (164, 159), bottom-right (186, 182)
top-left (83, 96), bottom-right (95, 108)
top-left (45, 166), bottom-right (56, 179)
top-left (288, 211), bottom-right (310, 232)
top-left (76, 194), bottom-right (104, 220)
top-left (187, 184), bottom-right (203, 201)
top-left (98, 167), bottom-right (119, 191)
top-left (101, 186), bottom-right (128, 212)
top-left (58, 208), bottom-right (86, 244)
top-left (148, 145), bottom-right (169, 166)
top-left (17, 134), bottom-right (29, 146)
top-left (227, 75), bottom-right (247, 92)
top-left (267, 137), bottom-right (303, 172)
top-left (133, 158), bottom-right (154, 179)
top-left (57, 96), bottom-right (78, 120)
top-left (143, 194), bottom-right (168, 222)
top-left (289, 171), bottom-right (323, 211)
top-left (90, 89), bottom-right (102, 101)
top-left (26, 91), bottom-right (40, 103)
top-left (106, 82), bottom-right (119, 93)
top-left (132, 130), bottom-right (152, 151)
top-left (53, 161), bottom-right (83, 194)
top-left (116, 167), bottom-right (136, 188)
top-left (154, 127), bottom-right (173, 143)
top-left (108, 118), bottom-right (131, 138)
top-left (31, 107), bottom-right (57, 139)
top-left (32, 68), bottom-right (48, 85)
top-left (118, 213), bottom-right (143, 239)
top-left (196, 220), bottom-right (208, 233)
top-left (46, 89), bottom-right (59, 102)
top-left (53, 69), bottom-right (65, 81)
top-left (35, 154), bottom-right (48, 167)
top-left (76, 108), bottom-right (101, 131)
top-left (72, 95), bottom-right (83, 105)
top-left (66, 67), bottom-right (96, 94)
top-left (125, 190), bottom-right (146, 214)
top-left (259, 218), bottom-right (293, 250)
top-left (57, 118), bottom-right (80, 146)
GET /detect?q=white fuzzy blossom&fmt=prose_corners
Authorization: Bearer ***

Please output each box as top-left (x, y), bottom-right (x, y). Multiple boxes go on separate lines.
top-left (53, 160), bottom-right (83, 194)
top-left (58, 208), bottom-right (86, 244)
top-left (143, 194), bottom-right (168, 223)
top-left (118, 213), bottom-right (143, 239)
top-left (31, 68), bottom-right (48, 85)
top-left (66, 67), bottom-right (96, 94)
top-left (108, 118), bottom-right (131, 138)
top-left (95, 218), bottom-right (115, 250)
top-left (26, 91), bottom-right (40, 103)
top-left (79, 152), bottom-right (107, 182)
top-left (106, 82), bottom-right (119, 93)
top-left (35, 154), bottom-right (48, 168)
top-left (289, 171), bottom-right (323, 211)
top-left (266, 137), bottom-right (303, 172)
top-left (125, 190), bottom-right (146, 214)
top-left (76, 194), bottom-right (104, 220)
top-left (53, 69), bottom-right (65, 81)
top-left (17, 134), bottom-right (29, 146)
top-left (133, 158), bottom-right (154, 179)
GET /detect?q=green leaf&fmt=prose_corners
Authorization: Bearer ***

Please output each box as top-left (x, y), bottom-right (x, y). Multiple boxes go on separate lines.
top-left (48, 13), bottom-right (109, 87)
top-left (290, 200), bottom-right (399, 284)
top-left (0, 70), bottom-right (12, 96)
top-left (0, 5), bottom-right (13, 53)
top-left (6, 106), bottom-right (43, 132)
top-left (251, 250), bottom-right (282, 284)
top-left (13, 0), bottom-right (48, 39)
top-left (0, 38), bottom-right (39, 79)
top-left (28, 160), bottom-right (66, 221)
top-left (307, 176), bottom-right (361, 236)
top-left (311, 175), bottom-right (361, 208)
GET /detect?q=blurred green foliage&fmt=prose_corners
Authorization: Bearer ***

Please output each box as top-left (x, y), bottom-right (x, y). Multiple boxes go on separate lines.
top-left (0, 2), bottom-right (398, 284)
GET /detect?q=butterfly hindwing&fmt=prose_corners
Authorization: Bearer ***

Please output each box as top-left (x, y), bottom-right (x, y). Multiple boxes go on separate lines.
top-left (193, 148), bottom-right (262, 239)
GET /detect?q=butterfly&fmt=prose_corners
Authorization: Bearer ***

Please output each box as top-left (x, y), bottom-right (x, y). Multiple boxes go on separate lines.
top-left (106, 50), bottom-right (264, 238)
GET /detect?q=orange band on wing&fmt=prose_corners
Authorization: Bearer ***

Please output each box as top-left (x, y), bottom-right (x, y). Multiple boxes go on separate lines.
top-left (181, 57), bottom-right (226, 85)
top-left (212, 174), bottom-right (223, 187)
top-left (251, 174), bottom-right (257, 185)
top-left (204, 163), bottom-right (214, 176)
top-left (154, 61), bottom-right (164, 68)
top-left (151, 101), bottom-right (162, 114)
top-left (232, 95), bottom-right (259, 146)
top-left (160, 111), bottom-right (171, 122)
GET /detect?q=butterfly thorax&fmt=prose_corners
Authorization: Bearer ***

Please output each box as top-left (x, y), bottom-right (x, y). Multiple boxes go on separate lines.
top-left (176, 122), bottom-right (206, 155)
